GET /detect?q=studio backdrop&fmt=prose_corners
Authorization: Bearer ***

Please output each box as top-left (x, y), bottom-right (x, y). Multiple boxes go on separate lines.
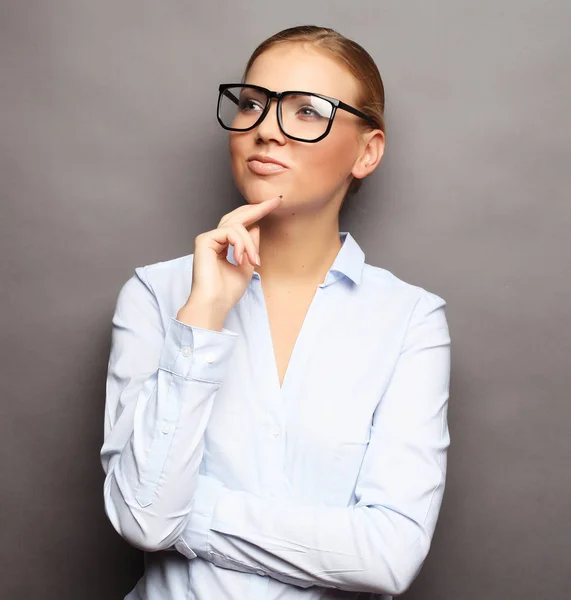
top-left (1, 1), bottom-right (570, 599)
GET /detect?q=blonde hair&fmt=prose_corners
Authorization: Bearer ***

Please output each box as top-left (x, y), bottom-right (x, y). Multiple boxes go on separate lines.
top-left (241, 25), bottom-right (385, 195)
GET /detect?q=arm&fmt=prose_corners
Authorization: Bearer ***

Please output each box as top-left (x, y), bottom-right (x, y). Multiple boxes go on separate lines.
top-left (100, 265), bottom-right (238, 553)
top-left (176, 289), bottom-right (451, 596)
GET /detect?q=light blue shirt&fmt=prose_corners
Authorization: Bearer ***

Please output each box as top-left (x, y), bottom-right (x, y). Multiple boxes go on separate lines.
top-left (100, 231), bottom-right (451, 600)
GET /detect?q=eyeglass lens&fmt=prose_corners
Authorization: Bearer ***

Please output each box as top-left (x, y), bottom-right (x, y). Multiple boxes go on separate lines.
top-left (219, 86), bottom-right (333, 141)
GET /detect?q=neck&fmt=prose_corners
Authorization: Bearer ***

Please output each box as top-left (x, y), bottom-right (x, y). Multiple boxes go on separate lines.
top-left (254, 196), bottom-right (344, 287)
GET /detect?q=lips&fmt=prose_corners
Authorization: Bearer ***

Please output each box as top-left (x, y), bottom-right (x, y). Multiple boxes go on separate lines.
top-left (247, 155), bottom-right (288, 169)
top-left (247, 155), bottom-right (289, 176)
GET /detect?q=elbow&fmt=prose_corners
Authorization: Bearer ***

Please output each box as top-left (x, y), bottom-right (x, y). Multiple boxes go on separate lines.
top-left (104, 501), bottom-right (186, 553)
top-left (131, 535), bottom-right (180, 555)
top-left (363, 532), bottom-right (431, 596)
top-left (118, 524), bottom-right (177, 554)
top-left (394, 537), bottom-right (432, 596)
top-left (103, 474), bottom-right (188, 554)
top-left (384, 575), bottom-right (416, 598)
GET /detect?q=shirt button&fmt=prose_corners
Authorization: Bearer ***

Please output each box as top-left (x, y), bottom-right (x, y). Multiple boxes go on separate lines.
top-left (181, 346), bottom-right (192, 357)
top-left (205, 352), bottom-right (216, 364)
top-left (161, 422), bottom-right (173, 434)
top-left (256, 569), bottom-right (265, 577)
top-left (271, 425), bottom-right (280, 437)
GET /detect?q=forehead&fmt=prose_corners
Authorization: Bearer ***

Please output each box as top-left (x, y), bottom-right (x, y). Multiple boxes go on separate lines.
top-left (244, 42), bottom-right (360, 104)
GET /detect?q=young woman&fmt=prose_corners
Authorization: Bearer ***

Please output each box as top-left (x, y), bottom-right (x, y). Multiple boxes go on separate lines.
top-left (101, 25), bottom-right (451, 600)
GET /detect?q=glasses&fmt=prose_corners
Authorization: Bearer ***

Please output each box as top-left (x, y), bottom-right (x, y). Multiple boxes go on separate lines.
top-left (217, 83), bottom-right (377, 143)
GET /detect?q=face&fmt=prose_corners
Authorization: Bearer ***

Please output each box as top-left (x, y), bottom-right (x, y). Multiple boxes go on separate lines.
top-left (228, 42), bottom-right (380, 212)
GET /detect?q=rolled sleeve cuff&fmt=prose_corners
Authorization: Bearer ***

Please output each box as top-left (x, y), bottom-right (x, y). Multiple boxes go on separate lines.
top-left (159, 316), bottom-right (239, 382)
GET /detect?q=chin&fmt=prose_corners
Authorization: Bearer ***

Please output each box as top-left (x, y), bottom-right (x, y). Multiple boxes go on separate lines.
top-left (241, 179), bottom-right (285, 204)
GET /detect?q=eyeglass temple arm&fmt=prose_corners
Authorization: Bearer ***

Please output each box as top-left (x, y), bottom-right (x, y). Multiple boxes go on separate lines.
top-left (222, 89), bottom-right (240, 106)
top-left (337, 100), bottom-right (376, 127)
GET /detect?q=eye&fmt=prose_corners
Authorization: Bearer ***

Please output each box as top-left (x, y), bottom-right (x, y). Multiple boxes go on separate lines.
top-left (297, 105), bottom-right (321, 118)
top-left (287, 95), bottom-right (332, 120)
top-left (238, 98), bottom-right (264, 112)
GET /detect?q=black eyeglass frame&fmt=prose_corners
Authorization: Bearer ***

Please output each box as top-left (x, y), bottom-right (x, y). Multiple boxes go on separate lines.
top-left (217, 83), bottom-right (377, 143)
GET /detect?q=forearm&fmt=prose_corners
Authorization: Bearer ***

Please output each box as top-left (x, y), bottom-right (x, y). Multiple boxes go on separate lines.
top-left (101, 269), bottom-right (239, 553)
top-left (103, 362), bottom-right (220, 553)
top-left (178, 473), bottom-right (435, 596)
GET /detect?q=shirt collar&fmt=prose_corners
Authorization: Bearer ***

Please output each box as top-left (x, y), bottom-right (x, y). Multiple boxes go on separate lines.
top-left (324, 231), bottom-right (365, 287)
top-left (235, 231), bottom-right (365, 287)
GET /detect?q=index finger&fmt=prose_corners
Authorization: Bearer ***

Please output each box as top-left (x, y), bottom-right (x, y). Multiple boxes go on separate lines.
top-left (221, 195), bottom-right (283, 228)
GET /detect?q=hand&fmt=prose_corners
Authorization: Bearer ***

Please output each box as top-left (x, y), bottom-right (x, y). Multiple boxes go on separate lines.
top-left (182, 195), bottom-right (283, 317)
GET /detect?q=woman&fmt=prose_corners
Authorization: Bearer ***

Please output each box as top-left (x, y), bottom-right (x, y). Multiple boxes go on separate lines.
top-left (101, 25), bottom-right (451, 600)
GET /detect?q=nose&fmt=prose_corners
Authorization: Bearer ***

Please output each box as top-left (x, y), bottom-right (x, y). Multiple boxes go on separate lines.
top-left (254, 98), bottom-right (286, 144)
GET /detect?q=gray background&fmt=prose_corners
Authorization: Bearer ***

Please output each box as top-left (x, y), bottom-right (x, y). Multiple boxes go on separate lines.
top-left (1, 1), bottom-right (570, 598)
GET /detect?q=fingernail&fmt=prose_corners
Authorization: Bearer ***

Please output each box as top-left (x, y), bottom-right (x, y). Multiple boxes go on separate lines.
top-left (255, 253), bottom-right (261, 266)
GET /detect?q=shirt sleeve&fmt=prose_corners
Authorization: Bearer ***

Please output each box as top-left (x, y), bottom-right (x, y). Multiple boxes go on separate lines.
top-left (100, 265), bottom-right (239, 554)
top-left (176, 289), bottom-right (451, 597)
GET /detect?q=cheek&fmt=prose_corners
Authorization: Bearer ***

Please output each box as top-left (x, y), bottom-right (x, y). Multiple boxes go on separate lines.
top-left (299, 134), bottom-right (356, 184)
top-left (229, 136), bottom-right (247, 181)
top-left (229, 134), bottom-right (244, 165)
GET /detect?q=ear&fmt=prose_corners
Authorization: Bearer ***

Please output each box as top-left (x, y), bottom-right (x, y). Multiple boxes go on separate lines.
top-left (351, 129), bottom-right (385, 180)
